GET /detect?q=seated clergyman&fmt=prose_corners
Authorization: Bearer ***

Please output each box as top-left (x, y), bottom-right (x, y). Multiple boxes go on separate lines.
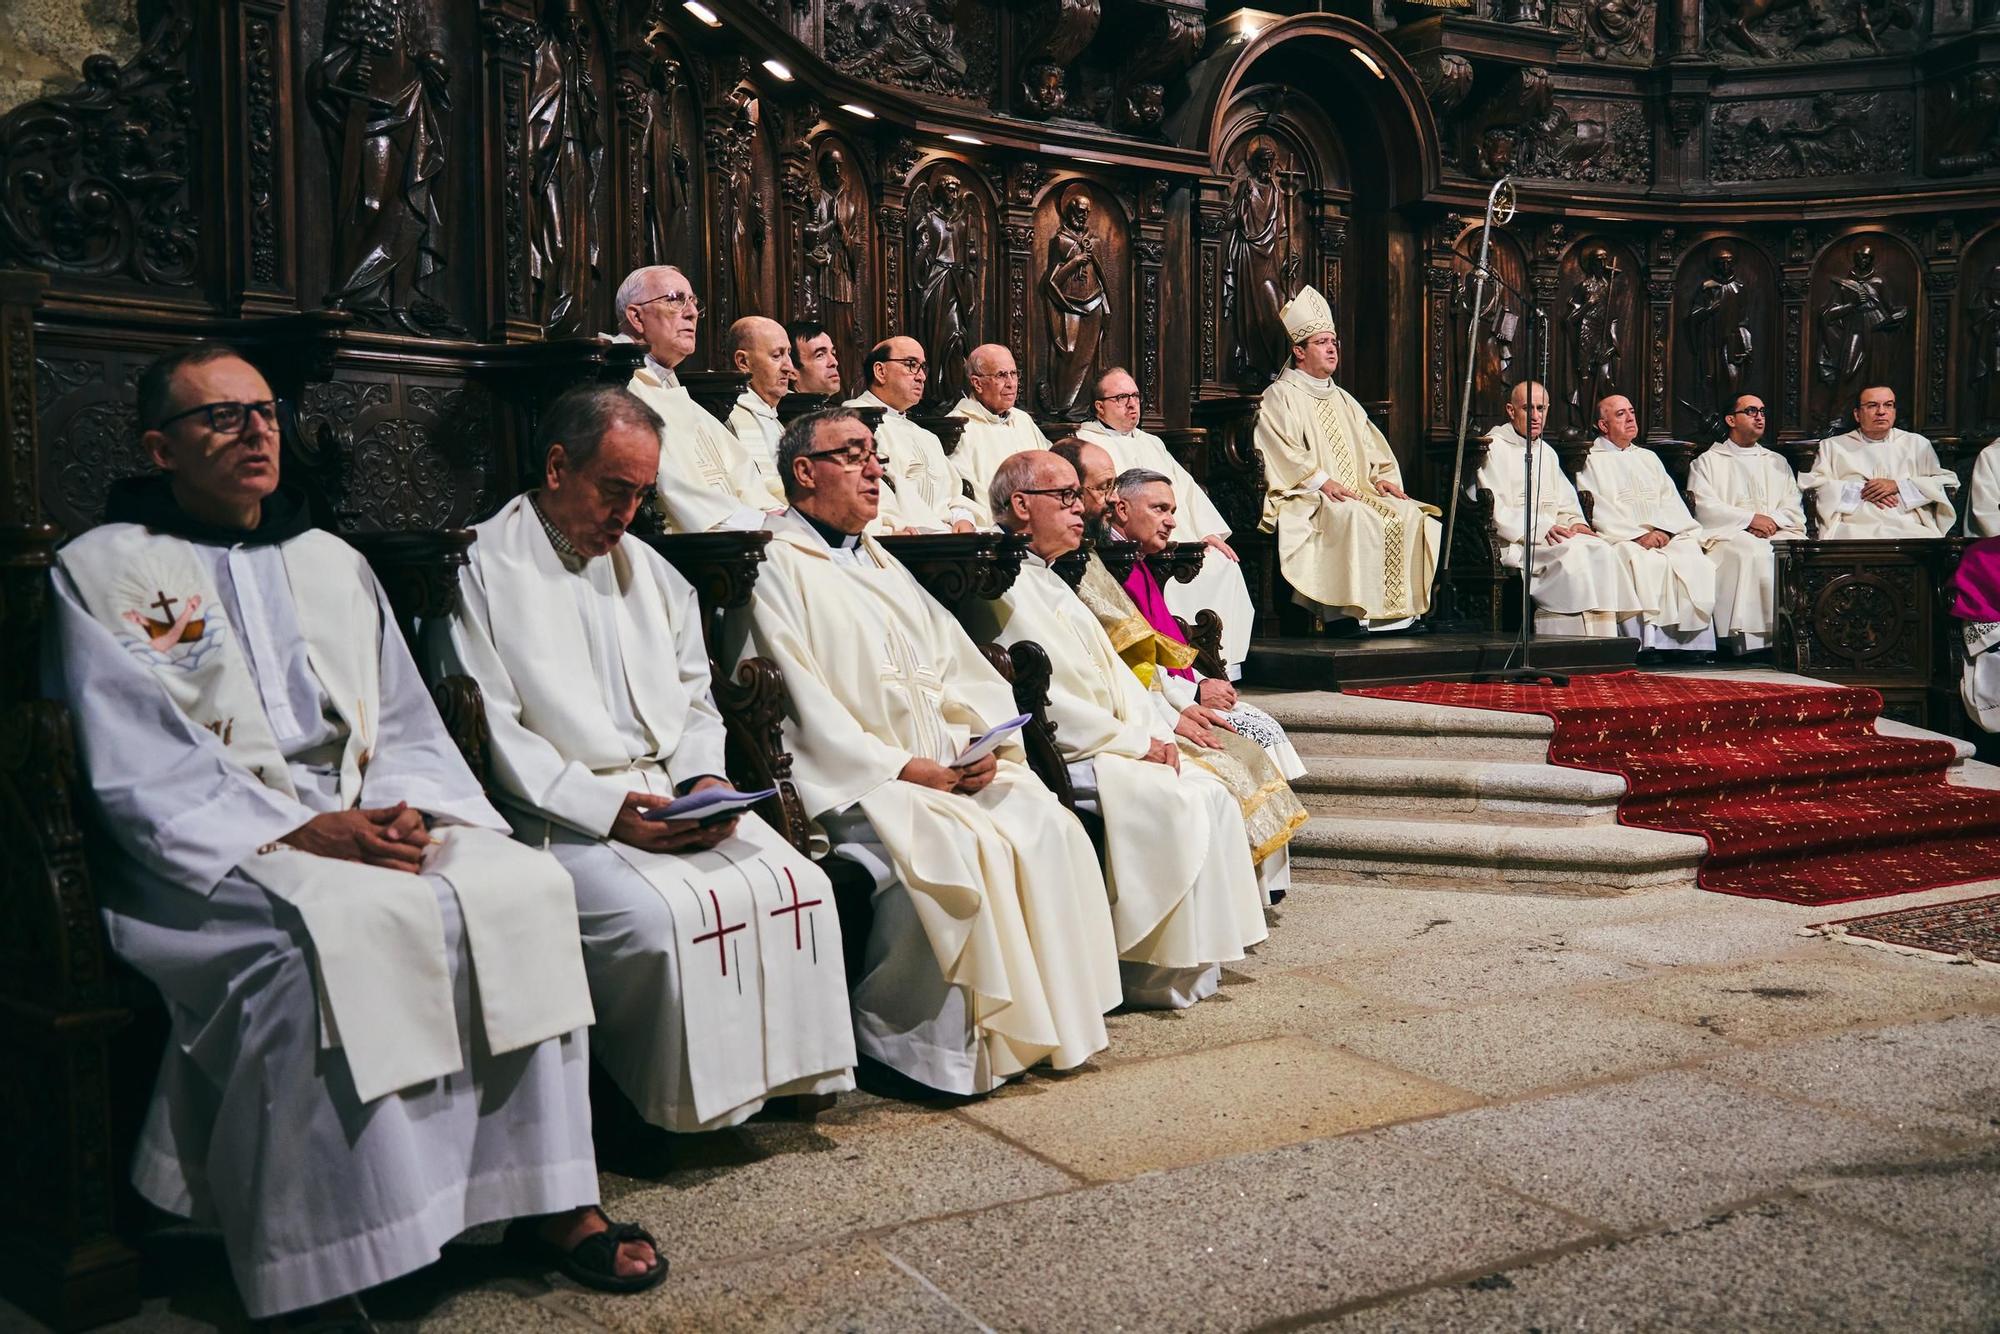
top-left (738, 408), bottom-right (1121, 1095)
top-left (789, 318), bottom-right (843, 397)
top-left (966, 450), bottom-right (1268, 1009)
top-left (440, 384), bottom-right (856, 1133)
top-left (1079, 367), bottom-right (1258, 678)
top-left (1685, 393), bottom-right (1806, 655)
top-left (46, 345), bottom-right (662, 1321)
top-left (948, 343), bottom-right (1051, 525)
top-left (1804, 385), bottom-right (1957, 537)
top-left (845, 336), bottom-right (977, 532)
top-left (725, 314), bottom-right (798, 488)
top-left (1575, 393), bottom-right (1717, 658)
top-left (1476, 380), bottom-right (1641, 636)
top-left (1253, 284), bottom-right (1439, 632)
top-left (617, 263), bottom-right (782, 531)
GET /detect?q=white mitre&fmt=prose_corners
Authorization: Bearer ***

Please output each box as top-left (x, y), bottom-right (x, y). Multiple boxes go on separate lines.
top-left (1279, 284), bottom-right (1335, 344)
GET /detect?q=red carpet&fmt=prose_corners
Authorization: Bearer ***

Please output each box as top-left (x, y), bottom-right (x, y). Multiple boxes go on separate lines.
top-left (1351, 673), bottom-right (2000, 905)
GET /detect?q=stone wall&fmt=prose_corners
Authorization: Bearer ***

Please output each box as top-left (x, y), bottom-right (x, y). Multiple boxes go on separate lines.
top-left (0, 0), bottom-right (134, 114)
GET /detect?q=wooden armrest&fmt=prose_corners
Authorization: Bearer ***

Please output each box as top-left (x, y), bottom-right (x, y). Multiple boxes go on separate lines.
top-left (348, 529), bottom-right (476, 654)
top-left (980, 640), bottom-right (1079, 812)
top-left (715, 656), bottom-right (814, 854)
top-left (877, 532), bottom-right (1029, 610)
top-left (1175, 611), bottom-right (1228, 680)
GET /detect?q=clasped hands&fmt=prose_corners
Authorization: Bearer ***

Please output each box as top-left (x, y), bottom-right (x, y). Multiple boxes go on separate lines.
top-left (1860, 477), bottom-right (1903, 509)
top-left (1542, 522), bottom-right (1595, 544)
top-left (282, 801), bottom-right (434, 873)
top-left (1319, 479), bottom-right (1411, 504)
top-left (1745, 513), bottom-right (1781, 538)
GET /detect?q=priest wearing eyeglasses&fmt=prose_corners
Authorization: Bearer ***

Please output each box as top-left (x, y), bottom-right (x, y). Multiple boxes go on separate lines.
top-left (947, 344), bottom-right (1051, 525)
top-left (844, 336), bottom-right (978, 533)
top-left (1685, 393), bottom-right (1806, 655)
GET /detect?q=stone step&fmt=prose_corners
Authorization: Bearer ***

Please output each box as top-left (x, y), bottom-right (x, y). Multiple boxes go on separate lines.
top-left (1244, 690), bottom-right (1554, 763)
top-left (1291, 755), bottom-right (1625, 826)
top-left (1290, 815), bottom-right (1706, 897)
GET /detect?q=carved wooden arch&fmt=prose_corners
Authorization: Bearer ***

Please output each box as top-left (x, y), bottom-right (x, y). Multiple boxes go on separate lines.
top-left (1670, 232), bottom-right (1782, 441)
top-left (1026, 176), bottom-right (1132, 421)
top-left (1804, 228), bottom-right (1924, 435)
top-left (1551, 234), bottom-right (1647, 441)
top-left (903, 155), bottom-right (1003, 407)
top-left (1174, 13), bottom-right (1442, 206)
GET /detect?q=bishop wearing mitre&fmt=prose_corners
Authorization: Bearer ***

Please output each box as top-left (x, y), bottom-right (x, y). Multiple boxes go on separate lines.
top-left (1685, 393), bottom-right (1806, 654)
top-left (440, 385), bottom-right (856, 1133)
top-left (1476, 380), bottom-right (1641, 635)
top-left (618, 264), bottom-right (784, 531)
top-left (1253, 284), bottom-right (1440, 630)
top-left (1575, 394), bottom-right (1717, 655)
top-left (1079, 367), bottom-right (1259, 677)
top-left (1804, 385), bottom-right (1957, 538)
top-left (947, 344), bottom-right (1052, 525)
top-left (966, 450), bottom-right (1268, 1008)
top-left (845, 336), bottom-right (978, 533)
top-left (47, 347), bottom-right (662, 1320)
top-left (736, 407), bottom-right (1121, 1094)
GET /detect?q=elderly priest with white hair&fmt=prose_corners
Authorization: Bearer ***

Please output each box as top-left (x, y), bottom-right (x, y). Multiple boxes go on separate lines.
top-left (947, 343), bottom-right (1052, 525)
top-left (1079, 366), bottom-right (1258, 677)
top-left (736, 408), bottom-right (1122, 1094)
top-left (965, 449), bottom-right (1268, 1008)
top-left (440, 383), bottom-right (856, 1134)
top-left (1253, 284), bottom-right (1439, 631)
top-left (45, 345), bottom-right (664, 1321)
top-left (617, 264), bottom-right (783, 531)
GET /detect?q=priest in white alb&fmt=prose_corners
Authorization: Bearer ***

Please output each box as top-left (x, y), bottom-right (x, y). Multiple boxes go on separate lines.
top-left (1253, 285), bottom-right (1439, 631)
top-left (440, 384), bottom-right (856, 1133)
top-left (735, 408), bottom-right (1121, 1094)
top-left (1804, 384), bottom-right (1957, 538)
top-left (723, 314), bottom-right (797, 489)
top-left (616, 264), bottom-right (783, 531)
top-left (966, 450), bottom-right (1268, 1008)
top-left (947, 344), bottom-right (1051, 525)
top-left (1476, 380), bottom-right (1641, 635)
top-left (1079, 366), bottom-right (1258, 677)
top-left (45, 347), bottom-right (663, 1320)
top-left (1969, 435), bottom-right (2000, 539)
top-left (845, 336), bottom-right (977, 533)
top-left (1575, 393), bottom-right (1717, 656)
top-left (1685, 393), bottom-right (1807, 654)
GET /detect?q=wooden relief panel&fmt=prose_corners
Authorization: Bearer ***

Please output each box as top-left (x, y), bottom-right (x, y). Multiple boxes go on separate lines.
top-left (1551, 237), bottom-right (1644, 439)
top-left (523, 0), bottom-right (611, 336)
top-left (1672, 236), bottom-right (1780, 439)
top-left (709, 89), bottom-right (781, 330)
top-left (1960, 225), bottom-right (2000, 437)
top-left (1217, 128), bottom-right (1313, 389)
top-left (616, 13), bottom-right (707, 292)
top-left (1806, 232), bottom-right (1920, 434)
top-left (906, 160), bottom-right (998, 408)
top-left (34, 345), bottom-right (151, 537)
top-left (1030, 180), bottom-right (1127, 422)
top-left (293, 373), bottom-right (499, 532)
top-left (802, 135), bottom-right (873, 385)
top-left (1450, 227), bottom-right (1533, 432)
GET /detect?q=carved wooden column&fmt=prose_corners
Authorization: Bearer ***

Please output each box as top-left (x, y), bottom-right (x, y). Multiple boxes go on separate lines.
top-left (1645, 227), bottom-right (1678, 441)
top-left (1316, 211), bottom-right (1347, 342)
top-left (1780, 226), bottom-right (1813, 441)
top-left (1, 271), bottom-right (49, 527)
top-left (1135, 177), bottom-right (1169, 428)
top-left (223, 0), bottom-right (299, 316)
top-left (778, 103), bottom-right (820, 320)
top-left (1002, 178), bottom-right (1037, 368)
top-left (1193, 179), bottom-right (1231, 396)
top-left (877, 137), bottom-right (921, 349)
top-left (479, 3), bottom-right (543, 342)
top-left (613, 48), bottom-right (653, 285)
top-left (1923, 220), bottom-right (1960, 431)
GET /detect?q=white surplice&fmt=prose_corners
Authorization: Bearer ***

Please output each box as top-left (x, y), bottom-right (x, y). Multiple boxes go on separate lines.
top-left (947, 395), bottom-right (1051, 526)
top-left (628, 356), bottom-right (783, 532)
top-left (845, 390), bottom-right (976, 532)
top-left (964, 554), bottom-right (1267, 1008)
top-left (736, 511), bottom-right (1120, 1094)
top-left (1804, 428), bottom-right (1957, 538)
top-left (1078, 417), bottom-right (1258, 675)
top-left (47, 524), bottom-right (598, 1319)
top-left (1476, 422), bottom-right (1642, 631)
top-left (1253, 369), bottom-right (1439, 626)
top-left (726, 389), bottom-right (785, 493)
top-left (1576, 437), bottom-right (1717, 647)
top-left (1967, 440), bottom-right (2000, 539)
top-left (441, 495), bottom-right (856, 1130)
top-left (1686, 440), bottom-right (1808, 651)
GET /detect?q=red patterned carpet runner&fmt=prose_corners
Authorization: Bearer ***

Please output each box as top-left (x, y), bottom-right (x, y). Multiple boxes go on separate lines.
top-left (1351, 673), bottom-right (2000, 905)
top-left (1814, 893), bottom-right (2000, 967)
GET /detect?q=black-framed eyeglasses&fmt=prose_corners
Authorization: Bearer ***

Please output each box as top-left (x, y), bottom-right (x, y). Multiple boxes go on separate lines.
top-left (1016, 486), bottom-right (1083, 508)
top-left (631, 290), bottom-right (703, 318)
top-left (1729, 405), bottom-right (1767, 416)
top-left (804, 445), bottom-right (889, 470)
top-left (156, 398), bottom-right (286, 435)
top-left (975, 369), bottom-right (1021, 382)
top-left (1093, 391), bottom-right (1140, 405)
top-left (885, 357), bottom-right (928, 375)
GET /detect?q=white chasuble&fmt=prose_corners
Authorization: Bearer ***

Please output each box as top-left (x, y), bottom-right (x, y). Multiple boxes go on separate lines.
top-left (948, 396), bottom-right (1052, 526)
top-left (965, 558), bottom-right (1266, 974)
top-left (1687, 441), bottom-right (1807, 649)
top-left (1576, 438), bottom-right (1717, 633)
top-left (740, 512), bottom-right (1120, 1084)
top-left (1967, 440), bottom-right (2000, 538)
top-left (1476, 423), bottom-right (1641, 619)
top-left (59, 524), bottom-right (591, 1105)
top-left (727, 390), bottom-right (785, 491)
top-left (629, 358), bottom-right (784, 532)
top-left (847, 390), bottom-right (976, 531)
top-left (1078, 418), bottom-right (1258, 672)
top-left (445, 495), bottom-right (854, 1127)
top-left (1803, 428), bottom-right (1957, 538)
top-left (1253, 369), bottom-right (1439, 622)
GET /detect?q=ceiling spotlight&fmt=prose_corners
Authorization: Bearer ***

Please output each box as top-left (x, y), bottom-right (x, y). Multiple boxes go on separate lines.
top-left (839, 102), bottom-right (877, 119)
top-left (946, 133), bottom-right (984, 145)
top-left (762, 58), bottom-right (793, 80)
top-left (682, 0), bottom-right (721, 24)
top-left (1352, 48), bottom-right (1385, 79)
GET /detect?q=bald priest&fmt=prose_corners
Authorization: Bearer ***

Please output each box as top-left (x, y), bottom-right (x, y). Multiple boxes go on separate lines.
top-left (440, 384), bottom-right (856, 1134)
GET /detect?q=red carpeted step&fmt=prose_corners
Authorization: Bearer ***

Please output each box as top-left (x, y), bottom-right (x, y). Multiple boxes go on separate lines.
top-left (1352, 672), bottom-right (2000, 905)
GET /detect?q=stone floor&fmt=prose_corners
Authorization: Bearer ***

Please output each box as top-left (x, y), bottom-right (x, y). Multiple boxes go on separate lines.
top-left (12, 870), bottom-right (2000, 1333)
